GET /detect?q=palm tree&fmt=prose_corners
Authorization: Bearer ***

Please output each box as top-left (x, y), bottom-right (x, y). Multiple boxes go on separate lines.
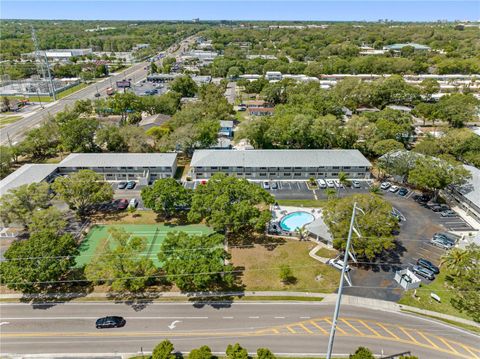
top-left (324, 188), bottom-right (337, 200)
top-left (338, 172), bottom-right (351, 188)
top-left (369, 184), bottom-right (382, 195)
top-left (441, 248), bottom-right (468, 275)
top-left (295, 225), bottom-right (308, 241)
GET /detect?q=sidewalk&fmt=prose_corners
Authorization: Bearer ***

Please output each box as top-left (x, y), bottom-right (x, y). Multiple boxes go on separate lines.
top-left (1, 290), bottom-right (478, 329)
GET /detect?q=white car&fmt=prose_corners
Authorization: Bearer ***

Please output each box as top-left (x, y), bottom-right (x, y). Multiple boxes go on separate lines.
top-left (333, 179), bottom-right (342, 188)
top-left (129, 198), bottom-right (138, 208)
top-left (326, 180), bottom-right (335, 188)
top-left (380, 182), bottom-right (391, 190)
top-left (389, 185), bottom-right (399, 193)
top-left (328, 258), bottom-right (351, 272)
top-left (352, 180), bottom-right (361, 188)
top-left (262, 181), bottom-right (270, 190)
top-left (317, 179), bottom-right (327, 189)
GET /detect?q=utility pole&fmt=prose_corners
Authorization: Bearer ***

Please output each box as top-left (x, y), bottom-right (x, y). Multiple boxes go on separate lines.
top-left (326, 202), bottom-right (362, 359)
top-left (31, 26), bottom-right (56, 101)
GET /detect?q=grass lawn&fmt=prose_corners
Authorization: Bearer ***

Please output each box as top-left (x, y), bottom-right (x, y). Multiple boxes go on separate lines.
top-left (76, 223), bottom-right (213, 267)
top-left (277, 199), bottom-right (327, 208)
top-left (398, 270), bottom-right (474, 322)
top-left (231, 240), bottom-right (339, 293)
top-left (0, 115), bottom-right (22, 128)
top-left (314, 247), bottom-right (337, 258)
top-left (57, 83), bottom-right (88, 99)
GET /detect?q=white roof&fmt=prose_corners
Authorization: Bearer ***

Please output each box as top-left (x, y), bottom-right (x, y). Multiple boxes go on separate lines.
top-left (191, 149), bottom-right (371, 168)
top-left (59, 153), bottom-right (177, 168)
top-left (456, 165), bottom-right (480, 209)
top-left (0, 164), bottom-right (58, 196)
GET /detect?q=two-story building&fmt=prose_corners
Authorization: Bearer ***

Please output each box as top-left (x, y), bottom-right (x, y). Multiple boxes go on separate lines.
top-left (190, 149), bottom-right (371, 180)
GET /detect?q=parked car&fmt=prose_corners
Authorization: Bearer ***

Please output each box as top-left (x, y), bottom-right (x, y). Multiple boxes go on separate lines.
top-left (397, 187), bottom-right (408, 196)
top-left (262, 181), bottom-right (270, 190)
top-left (95, 316), bottom-right (126, 329)
top-left (129, 198), bottom-right (138, 208)
top-left (440, 210), bottom-right (457, 217)
top-left (114, 199), bottom-right (129, 210)
top-left (333, 179), bottom-right (342, 188)
top-left (413, 193), bottom-right (431, 204)
top-left (433, 232), bottom-right (457, 245)
top-left (428, 203), bottom-right (450, 212)
top-left (117, 181), bottom-right (128, 189)
top-left (326, 180), bottom-right (335, 188)
top-left (317, 179), bottom-right (327, 189)
top-left (271, 182), bottom-right (278, 190)
top-left (328, 258), bottom-right (351, 272)
top-left (389, 185), bottom-right (399, 193)
top-left (417, 258), bottom-right (440, 274)
top-left (380, 182), bottom-right (391, 190)
top-left (94, 92), bottom-right (101, 98)
top-left (412, 265), bottom-right (435, 280)
top-left (126, 181), bottom-right (136, 190)
top-left (430, 236), bottom-right (454, 249)
top-left (352, 180), bottom-right (361, 188)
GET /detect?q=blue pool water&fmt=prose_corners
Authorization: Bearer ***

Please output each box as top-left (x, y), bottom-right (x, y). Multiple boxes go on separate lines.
top-left (279, 211), bottom-right (315, 231)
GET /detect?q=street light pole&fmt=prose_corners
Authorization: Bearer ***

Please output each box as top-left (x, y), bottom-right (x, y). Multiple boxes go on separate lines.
top-left (326, 202), bottom-right (358, 359)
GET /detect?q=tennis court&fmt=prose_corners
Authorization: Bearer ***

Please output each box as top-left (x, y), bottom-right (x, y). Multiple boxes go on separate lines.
top-left (76, 224), bottom-right (213, 267)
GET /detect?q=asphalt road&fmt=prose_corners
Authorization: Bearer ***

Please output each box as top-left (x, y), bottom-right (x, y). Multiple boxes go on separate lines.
top-left (1, 302), bottom-right (479, 358)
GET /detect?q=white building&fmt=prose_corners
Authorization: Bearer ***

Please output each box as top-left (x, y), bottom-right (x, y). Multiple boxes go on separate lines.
top-left (265, 71), bottom-right (283, 81)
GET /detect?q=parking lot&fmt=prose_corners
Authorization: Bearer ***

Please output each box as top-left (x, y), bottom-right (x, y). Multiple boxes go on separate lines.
top-left (110, 181), bottom-right (145, 209)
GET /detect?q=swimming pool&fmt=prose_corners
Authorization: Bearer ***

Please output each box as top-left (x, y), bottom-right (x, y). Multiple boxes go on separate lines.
top-left (279, 211), bottom-right (315, 231)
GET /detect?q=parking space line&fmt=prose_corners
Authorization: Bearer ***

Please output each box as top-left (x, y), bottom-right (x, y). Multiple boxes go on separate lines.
top-left (358, 319), bottom-right (381, 337)
top-left (399, 327), bottom-right (420, 344)
top-left (376, 322), bottom-right (399, 340)
top-left (341, 319), bottom-right (365, 336)
top-left (310, 320), bottom-right (329, 335)
top-left (418, 331), bottom-right (440, 349)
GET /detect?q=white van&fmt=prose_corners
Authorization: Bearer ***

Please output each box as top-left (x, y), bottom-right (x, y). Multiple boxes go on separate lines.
top-left (317, 179), bottom-right (327, 188)
top-left (129, 198), bottom-right (138, 208)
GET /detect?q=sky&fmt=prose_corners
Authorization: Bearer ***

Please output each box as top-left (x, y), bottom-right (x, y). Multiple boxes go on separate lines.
top-left (1, 0), bottom-right (479, 21)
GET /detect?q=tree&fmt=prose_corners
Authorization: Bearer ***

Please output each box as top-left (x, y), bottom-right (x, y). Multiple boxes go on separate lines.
top-left (28, 207), bottom-right (67, 236)
top-left (188, 346), bottom-right (212, 359)
top-left (369, 184), bottom-right (382, 195)
top-left (372, 139), bottom-right (404, 156)
top-left (188, 173), bottom-right (274, 234)
top-left (95, 124), bottom-right (128, 152)
top-left (58, 117), bottom-right (99, 152)
top-left (141, 178), bottom-right (192, 217)
top-left (435, 93), bottom-right (479, 128)
top-left (0, 229), bottom-right (78, 293)
top-left (338, 171), bottom-right (351, 187)
top-left (324, 188), bottom-right (337, 200)
top-left (85, 227), bottom-right (157, 292)
top-left (226, 343), bottom-right (248, 359)
top-left (158, 232), bottom-right (233, 291)
top-left (170, 75), bottom-right (198, 97)
top-left (0, 182), bottom-right (51, 227)
top-left (349, 347), bottom-right (374, 359)
top-left (0, 145), bottom-right (13, 177)
top-left (323, 194), bottom-right (397, 260)
top-left (150, 62), bottom-right (158, 74)
top-left (257, 348), bottom-right (276, 359)
top-left (279, 264), bottom-right (295, 284)
top-left (441, 244), bottom-right (480, 322)
top-left (52, 170), bottom-right (113, 216)
top-left (420, 78), bottom-right (440, 101)
top-left (408, 156), bottom-right (471, 200)
top-left (17, 120), bottom-right (60, 160)
top-left (152, 339), bottom-right (176, 359)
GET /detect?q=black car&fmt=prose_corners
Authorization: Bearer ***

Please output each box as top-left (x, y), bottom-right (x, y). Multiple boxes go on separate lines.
top-left (126, 181), bottom-right (136, 189)
top-left (413, 194), bottom-right (431, 204)
top-left (417, 258), bottom-right (440, 274)
top-left (95, 316), bottom-right (126, 329)
top-left (397, 187), bottom-right (408, 196)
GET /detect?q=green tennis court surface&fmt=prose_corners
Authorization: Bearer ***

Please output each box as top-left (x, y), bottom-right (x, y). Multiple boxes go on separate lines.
top-left (76, 224), bottom-right (213, 267)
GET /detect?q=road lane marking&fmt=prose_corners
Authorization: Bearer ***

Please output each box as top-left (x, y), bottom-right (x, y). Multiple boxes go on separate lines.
top-left (222, 317), bottom-right (234, 319)
top-left (300, 316), bottom-right (311, 319)
top-left (324, 318), bottom-right (346, 335)
top-left (458, 344), bottom-right (480, 359)
top-left (341, 319), bottom-right (365, 336)
top-left (298, 323), bottom-right (313, 334)
top-left (418, 331), bottom-right (440, 349)
top-left (309, 320), bottom-right (329, 335)
top-left (358, 320), bottom-right (381, 337)
top-left (0, 322), bottom-right (10, 326)
top-left (167, 320), bottom-right (181, 330)
top-left (248, 316), bottom-right (260, 319)
top-left (399, 327), bottom-right (420, 344)
top-left (0, 316), bottom-right (209, 320)
top-left (286, 326), bottom-right (296, 334)
top-left (437, 336), bottom-right (460, 354)
top-left (375, 322), bottom-right (399, 340)
top-left (274, 316), bottom-right (285, 319)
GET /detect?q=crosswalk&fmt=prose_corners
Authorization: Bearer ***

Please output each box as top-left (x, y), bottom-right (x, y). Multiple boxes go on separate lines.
top-left (255, 317), bottom-right (480, 359)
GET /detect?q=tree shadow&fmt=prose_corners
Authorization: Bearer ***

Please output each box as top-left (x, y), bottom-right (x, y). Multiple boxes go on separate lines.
top-left (227, 232), bottom-right (286, 251)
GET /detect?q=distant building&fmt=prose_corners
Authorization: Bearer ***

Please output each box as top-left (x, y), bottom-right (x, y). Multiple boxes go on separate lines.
top-left (449, 165), bottom-right (480, 223)
top-left (244, 100), bottom-right (272, 108)
top-left (191, 75), bottom-right (212, 85)
top-left (147, 73), bottom-right (181, 83)
top-left (190, 149), bottom-right (371, 180)
top-left (138, 114), bottom-right (172, 131)
top-left (246, 54), bottom-right (278, 60)
top-left (132, 43), bottom-right (150, 51)
top-left (265, 71), bottom-right (283, 81)
top-left (247, 107), bottom-right (275, 116)
top-left (218, 120), bottom-right (234, 138)
top-left (239, 74), bottom-right (262, 81)
top-left (383, 43), bottom-right (431, 52)
top-left (359, 46), bottom-right (387, 56)
top-left (23, 48), bottom-right (92, 61)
